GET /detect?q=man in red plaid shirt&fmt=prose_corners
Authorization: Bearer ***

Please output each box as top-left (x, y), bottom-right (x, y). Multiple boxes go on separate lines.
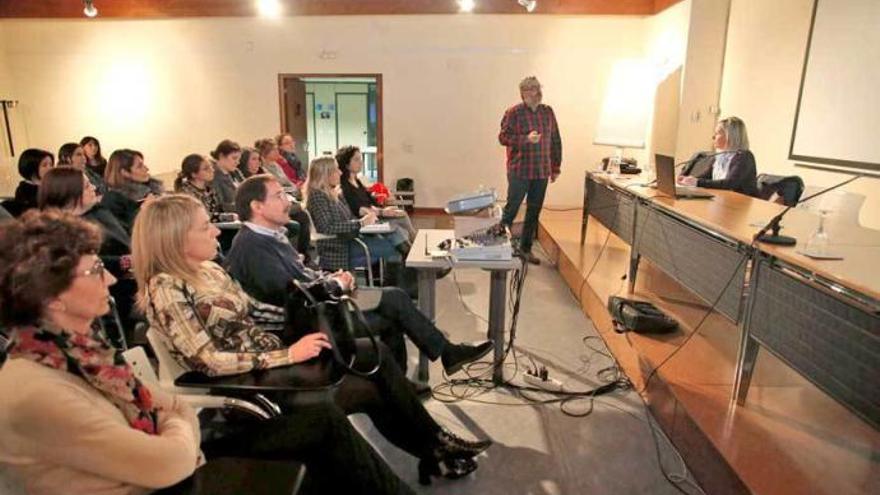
top-left (499, 76), bottom-right (562, 265)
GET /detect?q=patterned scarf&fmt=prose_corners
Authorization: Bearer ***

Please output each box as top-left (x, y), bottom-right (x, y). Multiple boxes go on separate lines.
top-left (8, 324), bottom-right (158, 435)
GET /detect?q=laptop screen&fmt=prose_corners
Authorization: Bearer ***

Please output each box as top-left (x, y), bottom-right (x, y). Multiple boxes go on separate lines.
top-left (654, 154), bottom-right (676, 197)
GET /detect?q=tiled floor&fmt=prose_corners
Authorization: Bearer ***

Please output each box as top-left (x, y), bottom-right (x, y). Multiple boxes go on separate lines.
top-left (355, 215), bottom-right (703, 494)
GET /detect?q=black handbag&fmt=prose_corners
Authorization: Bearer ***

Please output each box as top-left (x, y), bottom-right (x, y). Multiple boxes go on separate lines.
top-left (284, 278), bottom-right (381, 377)
top-left (607, 296), bottom-right (678, 334)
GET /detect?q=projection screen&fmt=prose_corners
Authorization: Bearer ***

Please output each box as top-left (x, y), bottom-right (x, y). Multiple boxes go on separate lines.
top-left (789, 0), bottom-right (880, 172)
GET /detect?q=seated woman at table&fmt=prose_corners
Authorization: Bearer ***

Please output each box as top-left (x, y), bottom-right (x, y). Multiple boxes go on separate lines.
top-left (132, 195), bottom-right (491, 487)
top-left (0, 210), bottom-right (202, 494)
top-left (0, 211), bottom-right (420, 494)
top-left (677, 116), bottom-right (759, 197)
top-left (174, 153), bottom-right (226, 222)
top-left (39, 167), bottom-right (141, 345)
top-left (337, 145), bottom-right (416, 241)
top-left (102, 149), bottom-right (165, 232)
top-left (305, 157), bottom-right (410, 278)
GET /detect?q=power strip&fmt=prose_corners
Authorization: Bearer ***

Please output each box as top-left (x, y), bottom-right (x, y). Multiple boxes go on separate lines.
top-left (522, 371), bottom-right (563, 392)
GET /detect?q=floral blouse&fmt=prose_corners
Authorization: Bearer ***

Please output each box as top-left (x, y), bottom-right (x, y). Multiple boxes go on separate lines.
top-left (145, 261), bottom-right (291, 377)
top-left (176, 181), bottom-right (222, 221)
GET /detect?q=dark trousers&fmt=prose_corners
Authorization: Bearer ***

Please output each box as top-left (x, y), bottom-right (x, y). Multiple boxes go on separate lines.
top-left (203, 341), bottom-right (431, 494)
top-left (360, 287), bottom-right (447, 373)
top-left (502, 174), bottom-right (549, 254)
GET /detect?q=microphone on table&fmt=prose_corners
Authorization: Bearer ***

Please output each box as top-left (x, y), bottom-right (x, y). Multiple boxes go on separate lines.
top-left (753, 174), bottom-right (863, 246)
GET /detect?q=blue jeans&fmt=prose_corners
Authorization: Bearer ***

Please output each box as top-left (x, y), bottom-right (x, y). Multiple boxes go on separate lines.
top-left (502, 174), bottom-right (548, 254)
top-left (349, 235), bottom-right (401, 268)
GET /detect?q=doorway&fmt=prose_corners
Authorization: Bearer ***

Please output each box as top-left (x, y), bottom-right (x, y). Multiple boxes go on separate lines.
top-left (278, 74), bottom-right (382, 182)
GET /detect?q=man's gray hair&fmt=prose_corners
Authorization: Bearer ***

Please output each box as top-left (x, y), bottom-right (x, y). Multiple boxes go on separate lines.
top-left (719, 116), bottom-right (749, 151)
top-left (519, 76), bottom-right (542, 91)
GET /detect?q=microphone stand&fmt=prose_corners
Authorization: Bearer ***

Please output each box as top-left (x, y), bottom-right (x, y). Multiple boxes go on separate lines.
top-left (754, 174), bottom-right (862, 246)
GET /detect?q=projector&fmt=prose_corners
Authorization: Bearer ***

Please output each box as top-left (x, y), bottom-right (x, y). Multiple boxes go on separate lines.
top-left (445, 189), bottom-right (497, 214)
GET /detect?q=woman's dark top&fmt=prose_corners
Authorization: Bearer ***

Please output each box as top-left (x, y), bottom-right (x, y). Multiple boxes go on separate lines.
top-left (689, 150), bottom-right (759, 197)
top-left (83, 204), bottom-right (132, 278)
top-left (13, 181), bottom-right (39, 214)
top-left (101, 178), bottom-right (164, 233)
top-left (87, 157), bottom-right (107, 177)
top-left (340, 178), bottom-right (378, 217)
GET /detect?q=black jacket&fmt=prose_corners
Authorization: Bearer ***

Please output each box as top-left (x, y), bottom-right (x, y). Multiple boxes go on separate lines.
top-left (686, 150), bottom-right (758, 197)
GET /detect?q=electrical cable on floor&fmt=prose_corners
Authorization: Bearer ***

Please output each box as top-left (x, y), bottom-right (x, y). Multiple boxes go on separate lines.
top-left (636, 251), bottom-right (750, 394)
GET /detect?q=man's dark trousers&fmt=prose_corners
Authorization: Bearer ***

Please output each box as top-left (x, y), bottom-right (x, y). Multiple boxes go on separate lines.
top-left (502, 174), bottom-right (548, 254)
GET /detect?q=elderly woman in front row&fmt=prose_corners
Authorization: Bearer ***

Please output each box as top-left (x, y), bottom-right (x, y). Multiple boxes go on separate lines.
top-left (0, 210), bottom-right (201, 494)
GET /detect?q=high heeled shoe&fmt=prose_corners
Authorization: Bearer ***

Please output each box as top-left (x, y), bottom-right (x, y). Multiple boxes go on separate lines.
top-left (435, 426), bottom-right (492, 458)
top-left (417, 456), bottom-right (478, 485)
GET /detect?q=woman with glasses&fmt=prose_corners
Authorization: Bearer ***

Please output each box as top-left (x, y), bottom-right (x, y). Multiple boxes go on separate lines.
top-left (0, 210), bottom-right (203, 494)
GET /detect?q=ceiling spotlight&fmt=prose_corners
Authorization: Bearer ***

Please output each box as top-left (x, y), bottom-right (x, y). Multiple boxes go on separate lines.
top-left (257, 0), bottom-right (283, 18)
top-left (518, 0), bottom-right (537, 13)
top-left (458, 0), bottom-right (476, 13)
top-left (83, 0), bottom-right (98, 18)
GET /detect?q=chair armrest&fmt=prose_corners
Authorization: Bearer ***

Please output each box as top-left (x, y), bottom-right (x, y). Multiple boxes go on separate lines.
top-left (179, 395), bottom-right (277, 419)
top-left (174, 358), bottom-right (343, 393)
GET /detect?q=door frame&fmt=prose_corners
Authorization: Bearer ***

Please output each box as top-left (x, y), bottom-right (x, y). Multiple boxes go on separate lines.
top-left (278, 73), bottom-right (383, 182)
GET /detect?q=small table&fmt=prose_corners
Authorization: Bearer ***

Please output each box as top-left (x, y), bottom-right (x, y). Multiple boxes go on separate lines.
top-left (406, 229), bottom-right (521, 384)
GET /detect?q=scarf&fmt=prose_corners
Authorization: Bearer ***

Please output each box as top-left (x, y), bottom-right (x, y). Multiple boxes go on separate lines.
top-left (8, 324), bottom-right (158, 435)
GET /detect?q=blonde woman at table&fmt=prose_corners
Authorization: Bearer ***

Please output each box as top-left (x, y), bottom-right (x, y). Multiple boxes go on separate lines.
top-left (678, 116), bottom-right (759, 197)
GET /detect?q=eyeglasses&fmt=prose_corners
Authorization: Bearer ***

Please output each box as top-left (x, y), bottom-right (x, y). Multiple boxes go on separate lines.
top-left (78, 259), bottom-right (106, 279)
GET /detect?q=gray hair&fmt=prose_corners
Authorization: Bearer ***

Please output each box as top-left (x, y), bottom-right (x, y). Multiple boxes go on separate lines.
top-left (519, 76), bottom-right (542, 91)
top-left (718, 116), bottom-right (749, 151)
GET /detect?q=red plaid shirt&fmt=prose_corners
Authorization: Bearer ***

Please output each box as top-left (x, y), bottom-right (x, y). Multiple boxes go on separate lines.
top-left (499, 102), bottom-right (562, 179)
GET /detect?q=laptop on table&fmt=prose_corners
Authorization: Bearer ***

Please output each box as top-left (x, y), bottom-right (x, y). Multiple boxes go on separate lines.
top-left (654, 154), bottom-right (714, 199)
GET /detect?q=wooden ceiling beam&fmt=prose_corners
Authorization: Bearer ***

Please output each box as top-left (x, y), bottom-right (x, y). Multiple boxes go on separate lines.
top-left (0, 0), bottom-right (683, 19)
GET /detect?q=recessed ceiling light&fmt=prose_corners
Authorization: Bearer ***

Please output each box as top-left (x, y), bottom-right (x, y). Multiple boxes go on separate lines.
top-left (458, 0), bottom-right (476, 13)
top-left (83, 0), bottom-right (98, 18)
top-left (257, 0), bottom-right (283, 18)
top-left (518, 0), bottom-right (537, 13)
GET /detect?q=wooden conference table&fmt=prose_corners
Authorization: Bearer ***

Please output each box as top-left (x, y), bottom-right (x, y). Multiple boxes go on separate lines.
top-left (580, 171), bottom-right (880, 429)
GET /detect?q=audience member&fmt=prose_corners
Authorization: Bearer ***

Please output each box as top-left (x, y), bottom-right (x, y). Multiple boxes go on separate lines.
top-left (13, 148), bottom-right (54, 214)
top-left (59, 141), bottom-right (107, 195)
top-left (133, 195), bottom-right (491, 489)
top-left (210, 139), bottom-right (245, 213)
top-left (0, 210), bottom-right (202, 494)
top-left (102, 149), bottom-right (164, 232)
top-left (80, 135), bottom-right (108, 177)
top-left (254, 138), bottom-right (298, 190)
top-left (174, 154), bottom-right (223, 221)
top-left (225, 174), bottom-right (492, 378)
top-left (337, 145), bottom-right (416, 240)
top-left (678, 116), bottom-right (758, 196)
top-left (237, 147), bottom-right (265, 178)
top-left (39, 167), bottom-right (140, 341)
top-left (305, 156), bottom-right (410, 282)
top-left (276, 133), bottom-right (306, 185)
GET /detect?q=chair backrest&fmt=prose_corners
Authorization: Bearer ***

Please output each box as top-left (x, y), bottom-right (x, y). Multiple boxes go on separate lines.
top-left (0, 199), bottom-right (22, 218)
top-left (122, 345), bottom-right (159, 384)
top-left (798, 187), bottom-right (865, 224)
top-left (757, 174), bottom-right (805, 206)
top-left (146, 328), bottom-right (193, 389)
top-left (301, 207), bottom-right (335, 243)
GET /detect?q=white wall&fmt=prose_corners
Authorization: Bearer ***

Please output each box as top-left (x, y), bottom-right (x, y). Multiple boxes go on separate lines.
top-left (0, 15), bottom-right (657, 207)
top-left (720, 0), bottom-right (879, 228)
top-left (0, 23), bottom-right (21, 195)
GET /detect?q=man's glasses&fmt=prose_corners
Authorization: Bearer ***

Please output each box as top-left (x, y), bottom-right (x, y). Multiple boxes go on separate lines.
top-left (79, 259), bottom-right (106, 279)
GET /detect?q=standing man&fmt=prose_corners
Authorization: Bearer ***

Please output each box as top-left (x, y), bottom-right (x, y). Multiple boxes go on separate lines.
top-left (499, 76), bottom-right (562, 265)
